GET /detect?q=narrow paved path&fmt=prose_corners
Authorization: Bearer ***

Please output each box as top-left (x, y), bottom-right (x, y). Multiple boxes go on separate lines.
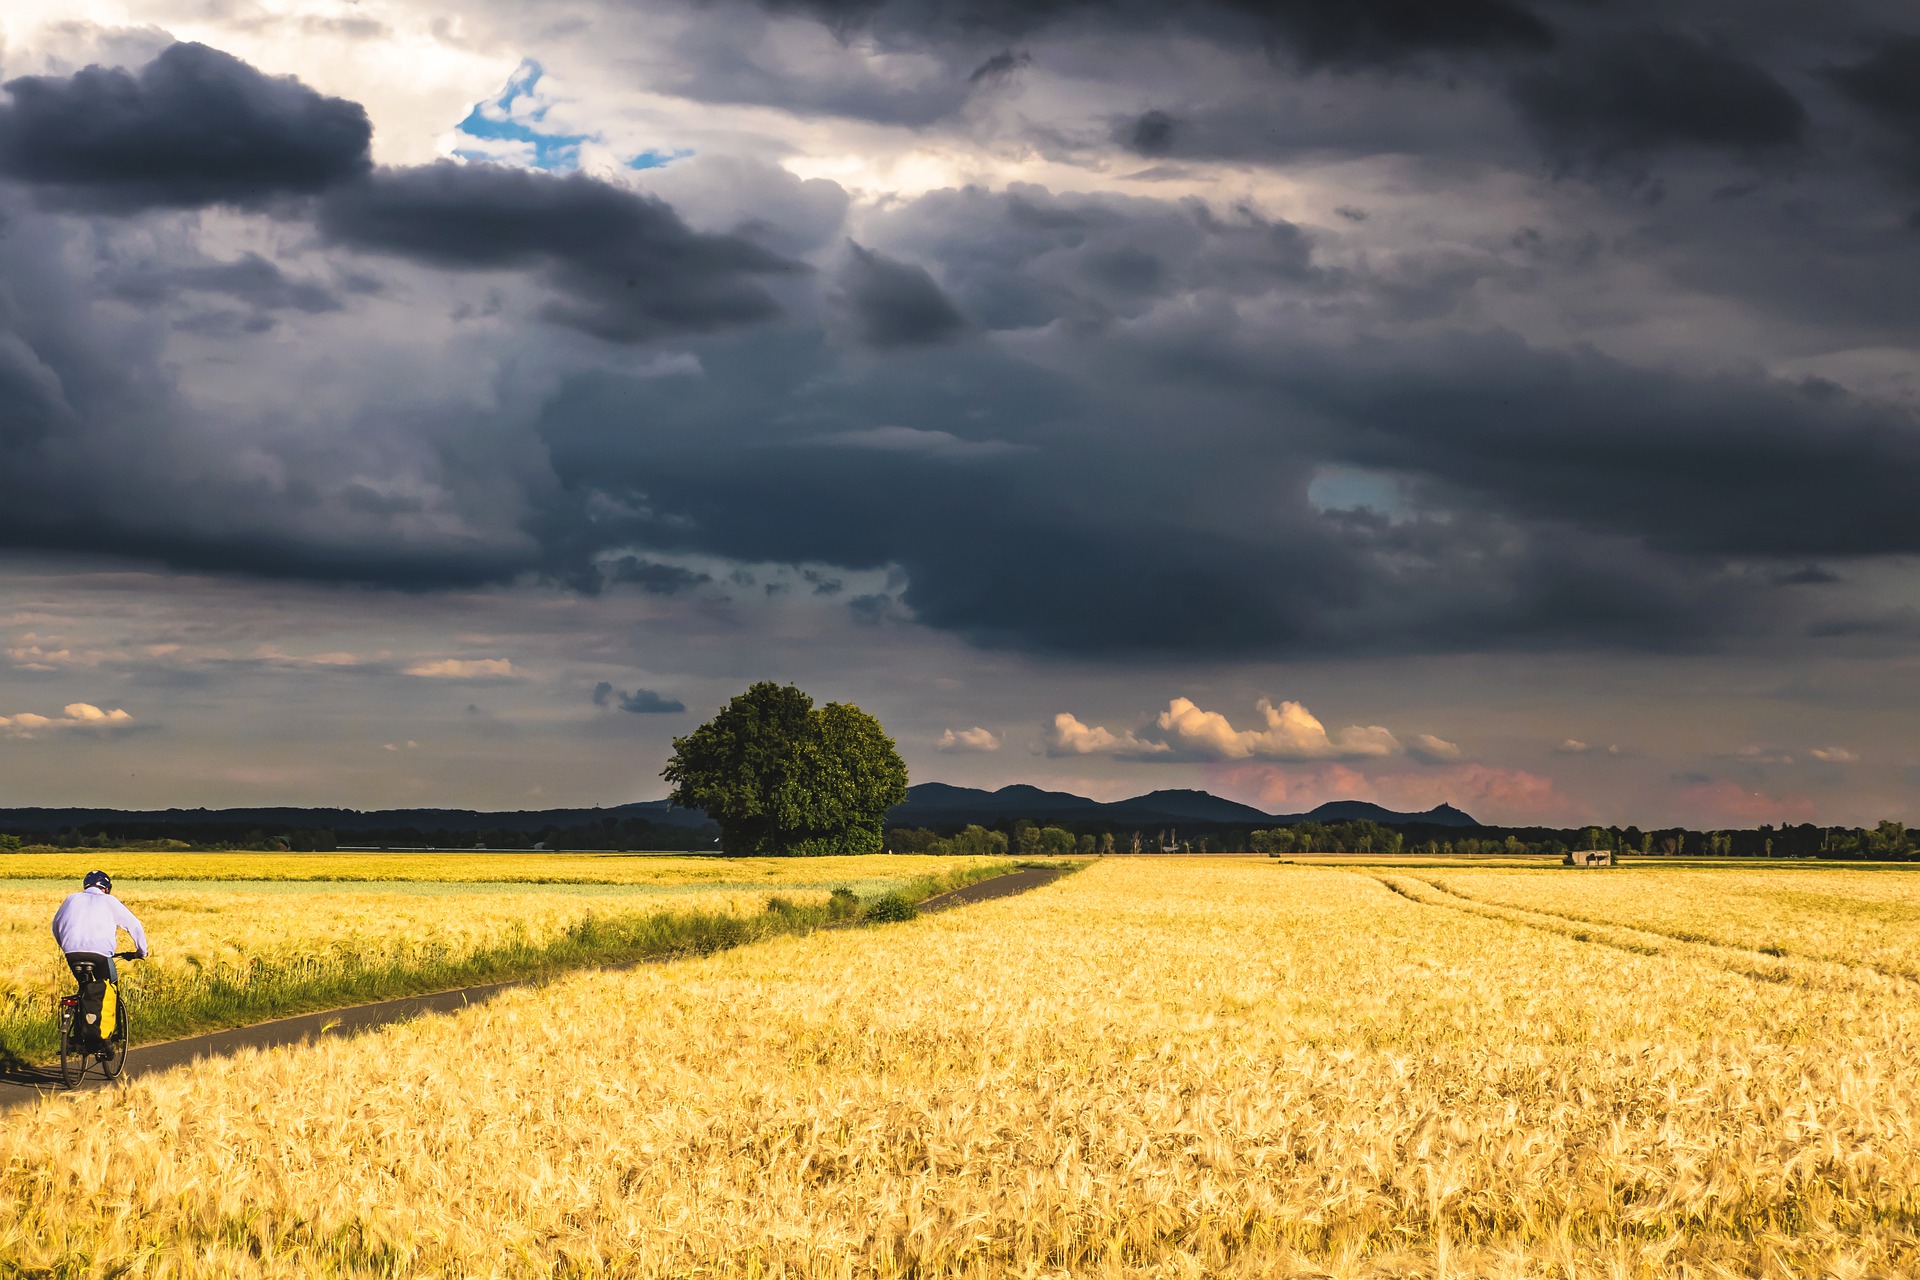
top-left (1, 863), bottom-right (1069, 1109)
top-left (919, 864), bottom-right (1064, 912)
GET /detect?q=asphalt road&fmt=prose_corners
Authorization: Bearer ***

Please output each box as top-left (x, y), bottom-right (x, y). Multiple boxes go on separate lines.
top-left (1, 863), bottom-right (1068, 1109)
top-left (918, 864), bottom-right (1065, 912)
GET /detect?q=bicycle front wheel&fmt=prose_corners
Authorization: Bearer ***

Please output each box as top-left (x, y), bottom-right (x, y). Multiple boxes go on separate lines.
top-left (60, 1021), bottom-right (91, 1088)
top-left (101, 1000), bottom-right (129, 1080)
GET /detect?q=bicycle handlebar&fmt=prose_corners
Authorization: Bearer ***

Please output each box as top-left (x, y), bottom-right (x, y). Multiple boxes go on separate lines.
top-left (113, 951), bottom-right (143, 960)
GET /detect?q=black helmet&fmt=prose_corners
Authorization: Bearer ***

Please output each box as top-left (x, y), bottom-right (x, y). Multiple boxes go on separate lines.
top-left (82, 870), bottom-right (112, 893)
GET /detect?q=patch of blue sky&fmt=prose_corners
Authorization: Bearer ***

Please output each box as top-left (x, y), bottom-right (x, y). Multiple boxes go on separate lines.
top-left (630, 148), bottom-right (695, 170)
top-left (453, 59), bottom-right (695, 174)
top-left (453, 60), bottom-right (588, 171)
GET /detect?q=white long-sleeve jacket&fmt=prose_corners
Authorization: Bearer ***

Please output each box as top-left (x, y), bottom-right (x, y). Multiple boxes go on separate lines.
top-left (51, 887), bottom-right (149, 958)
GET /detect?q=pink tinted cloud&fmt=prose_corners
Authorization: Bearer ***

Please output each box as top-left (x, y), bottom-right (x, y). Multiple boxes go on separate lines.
top-left (1208, 762), bottom-right (1586, 825)
top-left (1674, 779), bottom-right (1817, 826)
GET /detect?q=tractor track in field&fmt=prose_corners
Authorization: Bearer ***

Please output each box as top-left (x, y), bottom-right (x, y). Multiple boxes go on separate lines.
top-left (1361, 871), bottom-right (1916, 999)
top-left (0, 864), bottom-right (1068, 1110)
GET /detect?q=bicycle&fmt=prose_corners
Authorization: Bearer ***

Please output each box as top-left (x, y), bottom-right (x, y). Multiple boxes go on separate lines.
top-left (57, 951), bottom-right (140, 1088)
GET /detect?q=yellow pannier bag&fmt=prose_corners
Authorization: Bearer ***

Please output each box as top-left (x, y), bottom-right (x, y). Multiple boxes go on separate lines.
top-left (99, 979), bottom-right (117, 1040)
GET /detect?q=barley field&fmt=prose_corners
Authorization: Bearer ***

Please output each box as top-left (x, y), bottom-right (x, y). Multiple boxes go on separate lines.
top-left (7, 858), bottom-right (1920, 1277)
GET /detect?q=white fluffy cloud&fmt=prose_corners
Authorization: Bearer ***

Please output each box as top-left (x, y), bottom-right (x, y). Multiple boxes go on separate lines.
top-left (1810, 746), bottom-right (1861, 763)
top-left (1045, 712), bottom-right (1169, 757)
top-left (1154, 697), bottom-right (1399, 761)
top-left (1407, 733), bottom-right (1462, 763)
top-left (937, 725), bottom-right (1001, 752)
top-left (1048, 698), bottom-right (1406, 762)
top-left (0, 702), bottom-right (134, 738)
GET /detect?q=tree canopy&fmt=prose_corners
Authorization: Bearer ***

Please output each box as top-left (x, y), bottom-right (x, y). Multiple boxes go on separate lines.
top-left (661, 682), bottom-right (908, 856)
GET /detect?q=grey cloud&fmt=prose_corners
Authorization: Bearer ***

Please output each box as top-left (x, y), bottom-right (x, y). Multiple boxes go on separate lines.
top-left (594, 681), bottom-right (686, 712)
top-left (5, 31), bottom-right (1920, 670)
top-left (753, 0), bottom-right (1555, 68)
top-left (1828, 36), bottom-right (1920, 180)
top-left (318, 163), bottom-right (802, 343)
top-left (619, 688), bottom-right (686, 713)
top-left (1230, 0), bottom-right (1555, 68)
top-left (0, 188), bottom-right (552, 590)
top-left (1512, 30), bottom-right (1805, 168)
top-left (107, 253), bottom-right (342, 315)
top-left (638, 156), bottom-right (851, 258)
top-left (644, 7), bottom-right (981, 125)
top-left (868, 185), bottom-right (1319, 332)
top-left (603, 556), bottom-right (713, 594)
top-left (533, 317), bottom-right (1736, 657)
top-left (968, 49), bottom-right (1032, 82)
top-left (839, 242), bottom-right (967, 348)
top-left (1285, 333), bottom-right (1920, 559)
top-left (0, 42), bottom-right (371, 212)
top-left (1775, 565), bottom-right (1844, 586)
top-left (1127, 110), bottom-right (1177, 157)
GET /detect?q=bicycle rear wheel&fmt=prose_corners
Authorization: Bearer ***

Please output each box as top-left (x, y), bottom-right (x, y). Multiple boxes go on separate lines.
top-left (101, 999), bottom-right (129, 1079)
top-left (60, 1020), bottom-right (91, 1088)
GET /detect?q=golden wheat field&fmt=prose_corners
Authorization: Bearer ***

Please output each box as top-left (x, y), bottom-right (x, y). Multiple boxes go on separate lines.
top-left (0, 850), bottom-right (1002, 886)
top-left (1407, 865), bottom-right (1920, 980)
top-left (0, 880), bottom-right (817, 1007)
top-left (8, 858), bottom-right (1920, 1278)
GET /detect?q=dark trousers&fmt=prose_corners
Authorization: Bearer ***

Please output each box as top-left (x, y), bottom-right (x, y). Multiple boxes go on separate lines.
top-left (65, 951), bottom-right (118, 985)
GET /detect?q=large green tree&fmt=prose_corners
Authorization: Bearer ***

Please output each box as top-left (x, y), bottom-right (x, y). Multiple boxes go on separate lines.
top-left (661, 682), bottom-right (908, 856)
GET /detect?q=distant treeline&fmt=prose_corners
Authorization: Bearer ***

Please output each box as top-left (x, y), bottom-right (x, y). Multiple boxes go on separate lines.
top-left (0, 815), bottom-right (721, 854)
top-left (887, 818), bottom-right (1920, 859)
top-left (3, 815), bottom-right (1914, 860)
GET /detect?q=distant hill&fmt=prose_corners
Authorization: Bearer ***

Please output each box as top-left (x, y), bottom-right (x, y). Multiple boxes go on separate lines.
top-left (0, 788), bottom-right (1475, 848)
top-left (0, 801), bottom-right (713, 835)
top-left (885, 784), bottom-right (1476, 830)
top-left (1293, 800), bottom-right (1477, 828)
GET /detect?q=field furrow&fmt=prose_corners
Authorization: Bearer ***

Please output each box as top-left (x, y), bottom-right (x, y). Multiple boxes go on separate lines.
top-left (1368, 872), bottom-right (1917, 999)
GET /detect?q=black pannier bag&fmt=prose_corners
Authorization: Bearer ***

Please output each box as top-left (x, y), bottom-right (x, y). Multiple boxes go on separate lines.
top-left (77, 978), bottom-right (110, 1045)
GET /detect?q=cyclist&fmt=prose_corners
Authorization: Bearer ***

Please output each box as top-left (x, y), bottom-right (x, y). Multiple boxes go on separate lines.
top-left (52, 870), bottom-right (148, 985)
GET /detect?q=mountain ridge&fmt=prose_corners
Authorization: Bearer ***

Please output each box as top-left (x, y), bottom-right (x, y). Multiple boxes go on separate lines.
top-left (886, 784), bottom-right (1475, 829)
top-left (0, 788), bottom-right (1477, 837)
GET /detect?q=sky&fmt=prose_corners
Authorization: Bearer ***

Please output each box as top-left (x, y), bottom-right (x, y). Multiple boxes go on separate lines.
top-left (1, 0), bottom-right (1918, 827)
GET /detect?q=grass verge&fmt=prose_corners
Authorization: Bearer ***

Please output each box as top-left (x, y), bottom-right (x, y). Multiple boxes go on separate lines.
top-left (1, 862), bottom-right (1032, 1066)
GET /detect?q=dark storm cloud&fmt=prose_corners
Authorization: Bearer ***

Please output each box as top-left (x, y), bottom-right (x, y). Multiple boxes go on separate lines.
top-left (513, 172), bottom-right (1920, 657)
top-left (0, 182), bottom-right (553, 590)
top-left (1227, 0), bottom-right (1554, 67)
top-left (0, 46), bottom-right (810, 349)
top-left (593, 681), bottom-right (687, 712)
top-left (1512, 30), bottom-right (1805, 167)
top-left (107, 253), bottom-right (342, 314)
top-left (1828, 37), bottom-right (1920, 179)
top-left (619, 688), bottom-right (687, 713)
top-left (5, 27), bottom-right (1920, 670)
top-left (754, 0), bottom-right (1554, 68)
top-left (318, 163), bottom-right (802, 342)
top-left (869, 185), bottom-right (1317, 331)
top-left (530, 317), bottom-right (1759, 657)
top-left (1127, 110), bottom-right (1177, 157)
top-left (0, 42), bottom-right (371, 212)
top-left (1282, 334), bottom-right (1920, 558)
top-left (839, 243), bottom-right (967, 347)
top-left (603, 556), bottom-right (714, 594)
top-left (968, 49), bottom-right (1031, 82)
